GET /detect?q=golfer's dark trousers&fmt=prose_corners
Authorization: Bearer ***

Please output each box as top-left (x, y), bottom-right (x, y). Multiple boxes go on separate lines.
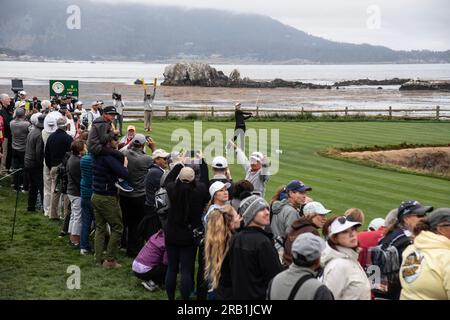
top-left (233, 126), bottom-right (246, 142)
top-left (27, 166), bottom-right (44, 211)
top-left (119, 195), bottom-right (146, 258)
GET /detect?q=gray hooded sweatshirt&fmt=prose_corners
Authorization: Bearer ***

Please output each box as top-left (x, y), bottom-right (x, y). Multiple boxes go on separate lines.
top-left (270, 199), bottom-right (301, 251)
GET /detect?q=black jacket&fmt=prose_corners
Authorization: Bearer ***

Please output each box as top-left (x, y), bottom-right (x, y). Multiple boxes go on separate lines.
top-left (164, 163), bottom-right (210, 246)
top-left (24, 123), bottom-right (44, 169)
top-left (144, 164), bottom-right (164, 208)
top-left (229, 226), bottom-right (283, 300)
top-left (44, 129), bottom-right (73, 169)
top-left (235, 110), bottom-right (252, 128)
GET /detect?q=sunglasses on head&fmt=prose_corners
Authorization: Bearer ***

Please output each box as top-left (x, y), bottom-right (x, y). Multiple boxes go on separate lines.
top-left (338, 216), bottom-right (354, 224)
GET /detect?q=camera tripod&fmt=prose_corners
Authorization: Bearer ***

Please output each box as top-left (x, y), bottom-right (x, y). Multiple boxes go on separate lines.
top-left (0, 168), bottom-right (24, 241)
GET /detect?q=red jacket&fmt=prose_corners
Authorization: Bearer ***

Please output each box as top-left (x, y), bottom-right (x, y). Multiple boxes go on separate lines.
top-left (357, 227), bottom-right (385, 267)
top-left (0, 114), bottom-right (4, 144)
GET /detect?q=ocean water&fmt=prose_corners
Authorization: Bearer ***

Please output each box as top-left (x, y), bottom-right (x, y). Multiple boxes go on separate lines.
top-left (0, 60), bottom-right (449, 113)
top-left (1, 60), bottom-right (450, 85)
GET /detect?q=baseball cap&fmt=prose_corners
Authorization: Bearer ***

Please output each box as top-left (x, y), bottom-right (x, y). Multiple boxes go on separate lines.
top-left (427, 208), bottom-right (450, 228)
top-left (152, 149), bottom-right (170, 160)
top-left (397, 200), bottom-right (433, 221)
top-left (19, 90), bottom-right (26, 96)
top-left (132, 133), bottom-right (146, 146)
top-left (329, 216), bottom-right (362, 236)
top-left (292, 233), bottom-right (326, 263)
top-left (368, 218), bottom-right (385, 231)
top-left (178, 166), bottom-right (195, 183)
top-left (286, 180), bottom-right (312, 193)
top-left (235, 102), bottom-right (241, 107)
top-left (250, 151), bottom-right (264, 164)
top-left (212, 156), bottom-right (228, 169)
top-left (127, 125), bottom-right (136, 132)
top-left (15, 101), bottom-right (26, 108)
top-left (75, 101), bottom-right (83, 106)
top-left (103, 105), bottom-right (118, 115)
top-left (303, 201), bottom-right (331, 216)
top-left (209, 181), bottom-right (231, 198)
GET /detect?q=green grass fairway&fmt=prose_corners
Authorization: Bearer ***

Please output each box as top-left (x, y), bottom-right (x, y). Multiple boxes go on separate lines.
top-left (1, 120), bottom-right (449, 299)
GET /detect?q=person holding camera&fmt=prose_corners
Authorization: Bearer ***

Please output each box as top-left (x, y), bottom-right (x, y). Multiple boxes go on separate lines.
top-left (113, 92), bottom-right (125, 136)
top-left (163, 160), bottom-right (210, 300)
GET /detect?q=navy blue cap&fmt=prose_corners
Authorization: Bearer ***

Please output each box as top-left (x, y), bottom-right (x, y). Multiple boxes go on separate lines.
top-left (397, 200), bottom-right (433, 220)
top-left (286, 180), bottom-right (312, 193)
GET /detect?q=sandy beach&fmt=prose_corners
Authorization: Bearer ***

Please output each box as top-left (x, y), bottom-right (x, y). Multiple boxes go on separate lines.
top-left (1, 82), bottom-right (448, 114)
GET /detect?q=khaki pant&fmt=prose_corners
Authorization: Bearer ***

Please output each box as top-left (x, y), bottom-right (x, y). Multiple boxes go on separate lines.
top-left (92, 193), bottom-right (123, 263)
top-left (43, 164), bottom-right (52, 216)
top-left (144, 110), bottom-right (153, 130)
top-left (49, 166), bottom-right (62, 219)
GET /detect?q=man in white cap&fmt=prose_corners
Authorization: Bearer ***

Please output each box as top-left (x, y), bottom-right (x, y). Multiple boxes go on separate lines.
top-left (144, 148), bottom-right (170, 222)
top-left (229, 195), bottom-right (282, 299)
top-left (44, 117), bottom-right (73, 220)
top-left (86, 101), bottom-right (101, 130)
top-left (229, 142), bottom-right (269, 197)
top-left (209, 155), bottom-right (234, 195)
top-left (282, 201), bottom-right (330, 267)
top-left (268, 233), bottom-right (334, 300)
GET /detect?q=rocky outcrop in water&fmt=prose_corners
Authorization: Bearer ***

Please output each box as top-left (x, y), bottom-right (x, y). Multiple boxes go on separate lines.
top-left (161, 62), bottom-right (331, 89)
top-left (399, 80), bottom-right (450, 91)
top-left (333, 78), bottom-right (410, 86)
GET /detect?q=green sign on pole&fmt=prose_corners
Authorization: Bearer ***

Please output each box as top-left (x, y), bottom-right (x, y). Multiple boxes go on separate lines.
top-left (49, 80), bottom-right (79, 98)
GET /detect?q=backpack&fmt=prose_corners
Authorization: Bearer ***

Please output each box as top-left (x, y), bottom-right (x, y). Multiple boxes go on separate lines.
top-left (365, 232), bottom-right (411, 296)
top-left (81, 112), bottom-right (89, 129)
top-left (55, 152), bottom-right (71, 194)
top-left (154, 173), bottom-right (170, 229)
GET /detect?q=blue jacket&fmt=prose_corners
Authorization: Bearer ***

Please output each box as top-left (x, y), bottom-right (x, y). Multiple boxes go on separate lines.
top-left (92, 154), bottom-right (129, 196)
top-left (80, 154), bottom-right (93, 199)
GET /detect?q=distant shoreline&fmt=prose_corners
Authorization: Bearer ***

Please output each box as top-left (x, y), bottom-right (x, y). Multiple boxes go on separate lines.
top-left (2, 57), bottom-right (450, 66)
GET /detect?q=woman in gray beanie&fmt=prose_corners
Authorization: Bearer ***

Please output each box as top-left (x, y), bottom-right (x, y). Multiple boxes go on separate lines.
top-left (228, 195), bottom-right (282, 299)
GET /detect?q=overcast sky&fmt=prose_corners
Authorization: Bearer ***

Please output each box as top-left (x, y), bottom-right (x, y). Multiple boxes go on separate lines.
top-left (93, 0), bottom-right (450, 51)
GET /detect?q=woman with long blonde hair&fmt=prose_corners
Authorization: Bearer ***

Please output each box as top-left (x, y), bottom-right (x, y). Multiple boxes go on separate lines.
top-left (204, 204), bottom-right (241, 299)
